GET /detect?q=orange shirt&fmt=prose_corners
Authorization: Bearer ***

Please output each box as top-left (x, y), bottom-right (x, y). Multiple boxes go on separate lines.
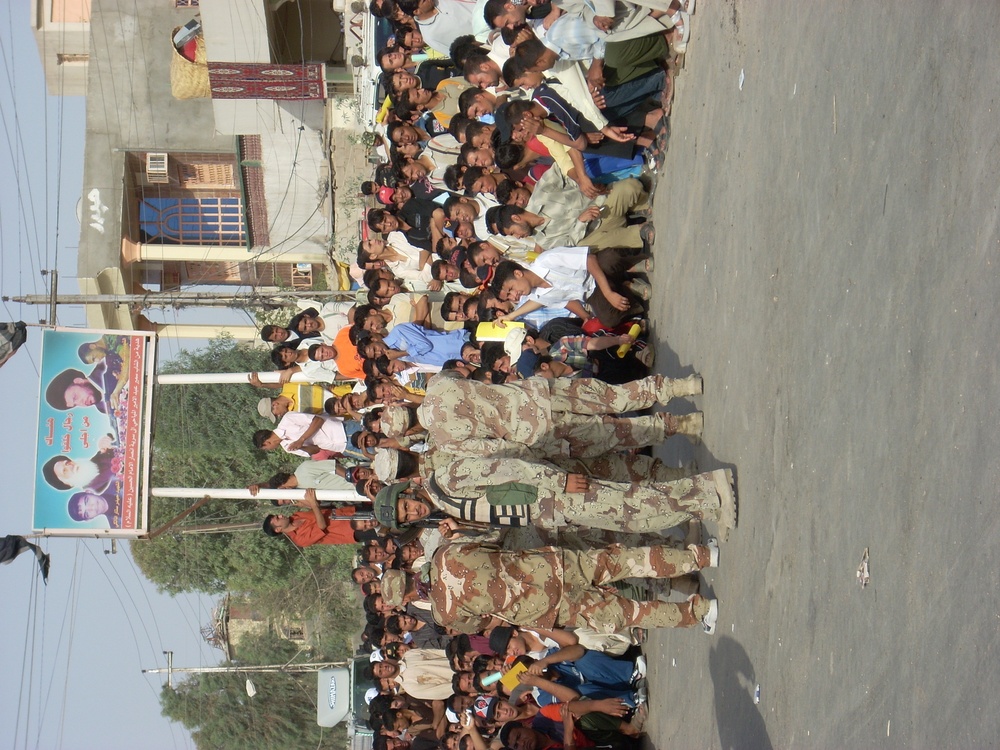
top-left (285, 506), bottom-right (357, 547)
top-left (334, 325), bottom-right (365, 380)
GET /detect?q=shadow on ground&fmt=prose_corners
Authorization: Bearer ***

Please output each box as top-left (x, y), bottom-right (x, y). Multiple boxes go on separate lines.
top-left (709, 637), bottom-right (773, 750)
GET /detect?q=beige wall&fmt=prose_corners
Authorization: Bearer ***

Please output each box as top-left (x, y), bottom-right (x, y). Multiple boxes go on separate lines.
top-left (51, 0), bottom-right (92, 23)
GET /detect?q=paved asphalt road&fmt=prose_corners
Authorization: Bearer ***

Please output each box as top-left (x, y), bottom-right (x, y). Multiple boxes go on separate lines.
top-left (645, 1), bottom-right (1000, 747)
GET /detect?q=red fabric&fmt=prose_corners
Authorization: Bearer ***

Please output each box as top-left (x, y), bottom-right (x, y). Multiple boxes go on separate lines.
top-left (537, 705), bottom-right (594, 748)
top-left (526, 137), bottom-right (549, 158)
top-left (526, 162), bottom-right (551, 185)
top-left (208, 62), bottom-right (325, 100)
top-left (285, 507), bottom-right (358, 547)
top-left (181, 39), bottom-right (199, 62)
top-left (581, 319), bottom-right (635, 336)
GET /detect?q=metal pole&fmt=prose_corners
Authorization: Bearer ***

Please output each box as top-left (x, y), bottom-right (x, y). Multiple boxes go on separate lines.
top-left (146, 495), bottom-right (215, 540)
top-left (6, 290), bottom-right (356, 306)
top-left (143, 661), bottom-right (348, 676)
top-left (47, 270), bottom-right (58, 325)
top-left (150, 487), bottom-right (365, 503)
top-left (155, 371), bottom-right (354, 385)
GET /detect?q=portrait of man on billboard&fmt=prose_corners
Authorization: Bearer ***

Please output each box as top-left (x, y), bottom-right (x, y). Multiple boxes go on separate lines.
top-left (67, 485), bottom-right (123, 528)
top-left (40, 433), bottom-right (118, 494)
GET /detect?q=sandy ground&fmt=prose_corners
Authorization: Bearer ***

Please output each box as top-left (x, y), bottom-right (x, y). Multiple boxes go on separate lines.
top-left (644, 1), bottom-right (1000, 747)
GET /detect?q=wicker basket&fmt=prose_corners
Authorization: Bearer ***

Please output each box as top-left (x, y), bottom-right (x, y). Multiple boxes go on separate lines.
top-left (169, 29), bottom-right (210, 99)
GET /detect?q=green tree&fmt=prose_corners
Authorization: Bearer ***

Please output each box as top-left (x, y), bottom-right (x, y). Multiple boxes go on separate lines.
top-left (160, 630), bottom-right (348, 749)
top-left (131, 335), bottom-right (337, 594)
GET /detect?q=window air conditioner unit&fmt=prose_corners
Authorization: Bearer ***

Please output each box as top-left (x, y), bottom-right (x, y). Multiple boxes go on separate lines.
top-left (146, 152), bottom-right (170, 184)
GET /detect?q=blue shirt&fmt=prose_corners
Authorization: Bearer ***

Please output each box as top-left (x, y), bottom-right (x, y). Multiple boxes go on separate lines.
top-left (384, 323), bottom-right (470, 367)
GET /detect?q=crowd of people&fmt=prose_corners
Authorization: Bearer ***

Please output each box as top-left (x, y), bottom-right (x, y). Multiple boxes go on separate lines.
top-left (243, 1), bottom-right (740, 747)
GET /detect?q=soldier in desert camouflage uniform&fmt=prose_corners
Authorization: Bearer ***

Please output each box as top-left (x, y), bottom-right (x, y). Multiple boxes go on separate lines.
top-left (416, 370), bottom-right (704, 459)
top-left (427, 541), bottom-right (719, 634)
top-left (430, 455), bottom-right (736, 536)
top-left (377, 455), bottom-right (736, 539)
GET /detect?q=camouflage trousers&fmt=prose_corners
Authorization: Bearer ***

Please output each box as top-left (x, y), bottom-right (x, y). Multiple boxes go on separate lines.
top-left (544, 375), bottom-right (701, 458)
top-left (549, 374), bottom-right (702, 413)
top-left (545, 469), bottom-right (724, 533)
top-left (557, 545), bottom-right (712, 632)
top-left (552, 453), bottom-right (690, 484)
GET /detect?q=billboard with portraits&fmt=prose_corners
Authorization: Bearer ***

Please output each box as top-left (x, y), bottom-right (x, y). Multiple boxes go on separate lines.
top-left (33, 329), bottom-right (156, 537)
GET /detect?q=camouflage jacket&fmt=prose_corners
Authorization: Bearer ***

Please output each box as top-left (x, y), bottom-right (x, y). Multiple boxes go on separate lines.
top-left (416, 371), bottom-right (555, 454)
top-left (429, 456), bottom-right (567, 529)
top-left (428, 542), bottom-right (565, 633)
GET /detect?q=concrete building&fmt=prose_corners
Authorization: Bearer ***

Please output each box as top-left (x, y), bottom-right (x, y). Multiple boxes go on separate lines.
top-left (74, 0), bottom-right (371, 341)
top-left (31, 0), bottom-right (91, 97)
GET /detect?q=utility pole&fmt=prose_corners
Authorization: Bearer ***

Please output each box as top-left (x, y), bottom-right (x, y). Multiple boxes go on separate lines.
top-left (6, 289), bottom-right (355, 309)
top-left (143, 651), bottom-right (348, 687)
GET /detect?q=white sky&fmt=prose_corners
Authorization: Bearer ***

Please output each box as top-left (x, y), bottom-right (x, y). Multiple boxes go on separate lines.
top-left (0, 5), bottom-right (220, 748)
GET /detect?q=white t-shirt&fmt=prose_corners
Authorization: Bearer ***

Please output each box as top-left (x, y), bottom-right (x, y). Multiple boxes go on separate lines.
top-left (274, 412), bottom-right (347, 456)
top-left (524, 245), bottom-right (595, 309)
top-left (417, 0), bottom-right (476, 56)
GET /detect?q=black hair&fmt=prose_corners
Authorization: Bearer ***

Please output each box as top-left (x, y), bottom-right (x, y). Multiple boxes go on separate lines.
top-left (501, 55), bottom-right (531, 88)
top-left (458, 87), bottom-right (486, 118)
top-left (500, 22), bottom-right (530, 44)
top-left (363, 407), bottom-right (384, 432)
top-left (363, 357), bottom-right (382, 380)
top-left (392, 101), bottom-right (419, 123)
top-left (363, 592), bottom-right (384, 617)
top-left (494, 178), bottom-right (518, 205)
top-left (363, 268), bottom-right (387, 290)
top-left (457, 141), bottom-right (482, 166)
top-left (260, 324), bottom-right (286, 342)
top-left (355, 303), bottom-right (380, 323)
top-left (441, 291), bottom-right (467, 320)
top-left (350, 325), bottom-right (372, 347)
top-left (252, 429), bottom-right (276, 450)
top-left (384, 614), bottom-right (405, 635)
top-left (266, 471), bottom-right (292, 491)
top-left (494, 142), bottom-right (524, 169)
top-left (506, 98), bottom-right (536, 125)
top-left (483, 0), bottom-right (508, 28)
top-left (466, 120), bottom-right (493, 142)
top-left (449, 35), bottom-right (486, 68)
top-left (461, 166), bottom-right (490, 193)
top-left (376, 46), bottom-right (396, 71)
top-left (452, 672), bottom-right (470, 695)
top-left (262, 515), bottom-right (280, 536)
top-left (431, 259), bottom-right (453, 281)
top-left (435, 236), bottom-right (453, 259)
top-left (369, 0), bottom-right (397, 18)
top-left (462, 297), bottom-right (481, 321)
top-left (490, 259), bottom-right (527, 295)
top-left (494, 205), bottom-right (523, 234)
top-left (448, 113), bottom-right (473, 142)
top-left (479, 341), bottom-right (509, 373)
top-left (367, 207), bottom-right (392, 232)
top-left (513, 37), bottom-right (548, 68)
top-left (442, 164), bottom-right (466, 192)
top-left (462, 54), bottom-right (495, 81)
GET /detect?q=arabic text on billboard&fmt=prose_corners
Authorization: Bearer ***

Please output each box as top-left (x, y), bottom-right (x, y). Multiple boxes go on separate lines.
top-left (34, 330), bottom-right (149, 534)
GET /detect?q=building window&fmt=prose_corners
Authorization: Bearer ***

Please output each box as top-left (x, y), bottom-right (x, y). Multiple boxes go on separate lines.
top-left (177, 162), bottom-right (236, 189)
top-left (139, 197), bottom-right (246, 245)
top-left (282, 626), bottom-right (305, 641)
top-left (56, 53), bottom-right (90, 65)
